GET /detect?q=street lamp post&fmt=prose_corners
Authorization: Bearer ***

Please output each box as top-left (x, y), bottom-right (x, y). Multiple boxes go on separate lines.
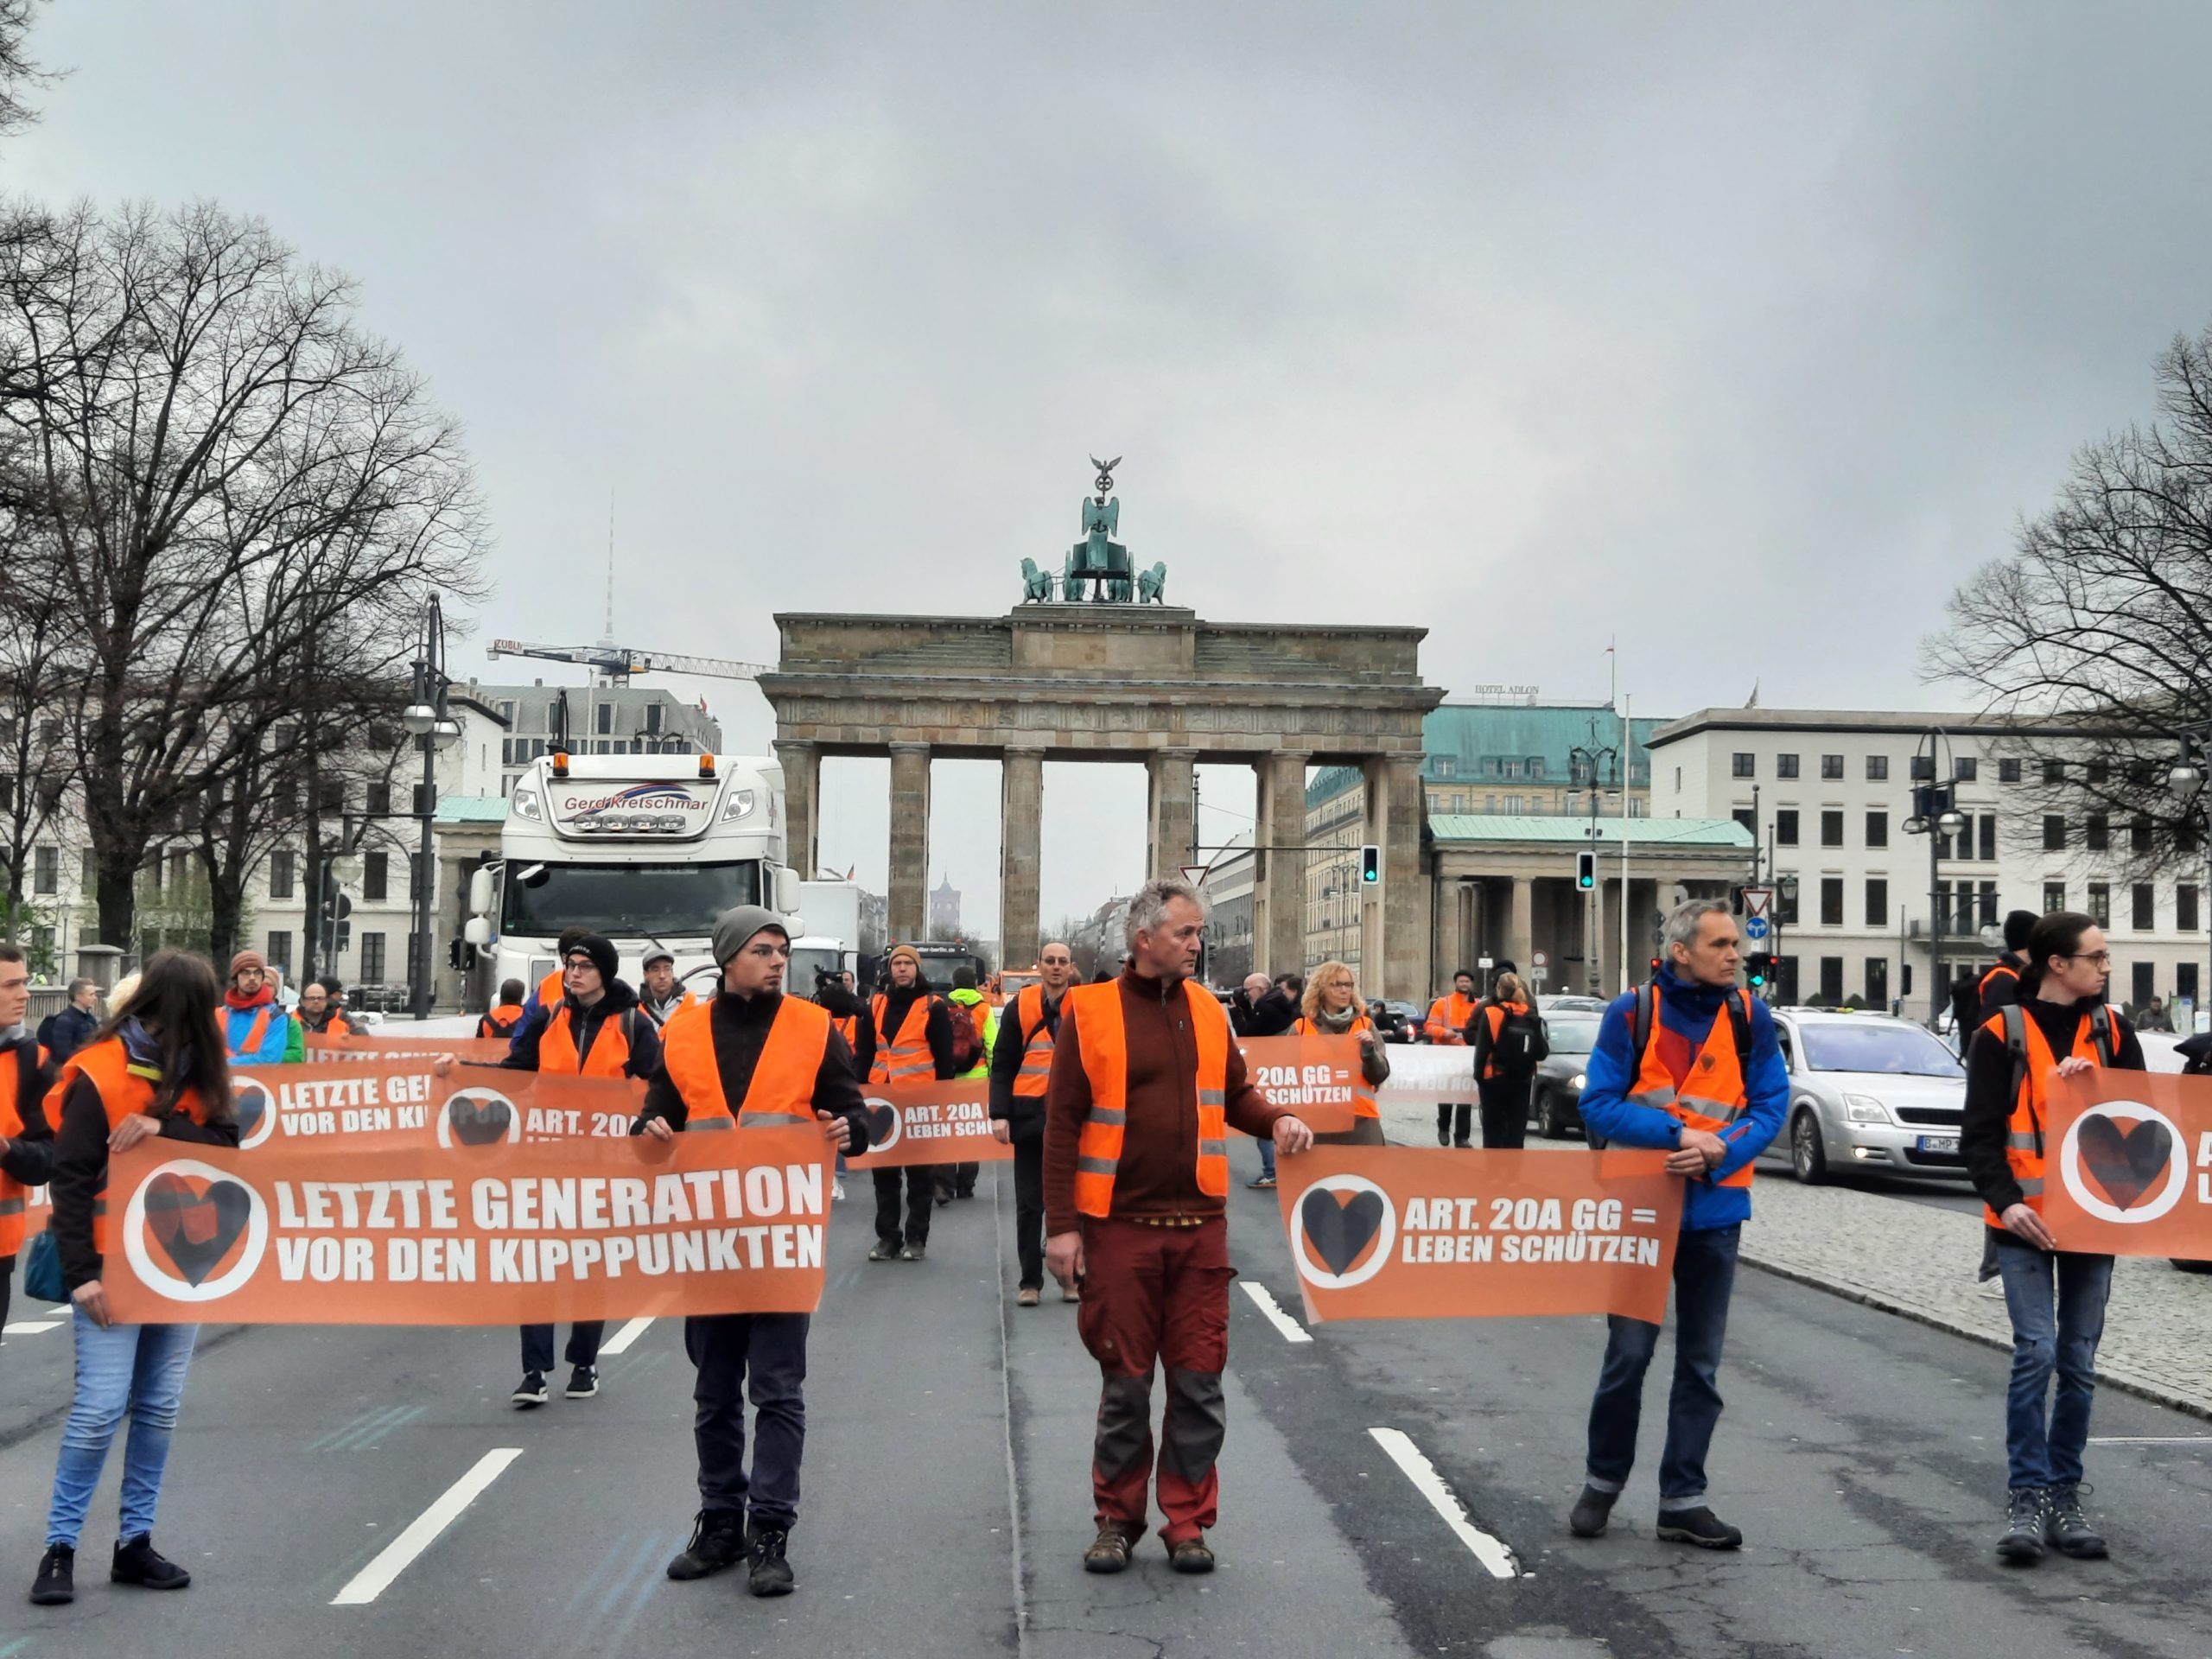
top-left (400, 595), bottom-right (461, 1021)
top-left (2166, 727), bottom-right (2212, 1032)
top-left (1901, 728), bottom-right (1967, 1029)
top-left (1571, 733), bottom-right (1621, 993)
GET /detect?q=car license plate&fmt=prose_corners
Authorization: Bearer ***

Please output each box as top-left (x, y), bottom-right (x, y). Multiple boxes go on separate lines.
top-left (1916, 1134), bottom-right (1959, 1154)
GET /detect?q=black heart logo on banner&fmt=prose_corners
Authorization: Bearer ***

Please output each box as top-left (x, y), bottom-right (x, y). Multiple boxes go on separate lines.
top-left (2077, 1115), bottom-right (2172, 1212)
top-left (144, 1173), bottom-right (253, 1287)
top-left (447, 1092), bottom-right (513, 1146)
top-left (864, 1102), bottom-right (899, 1145)
top-left (232, 1086), bottom-right (267, 1143)
top-left (1300, 1187), bottom-right (1385, 1276)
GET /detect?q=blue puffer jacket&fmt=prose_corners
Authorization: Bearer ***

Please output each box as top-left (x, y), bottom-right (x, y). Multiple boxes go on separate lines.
top-left (1577, 965), bottom-right (1789, 1232)
top-left (223, 997), bottom-right (297, 1065)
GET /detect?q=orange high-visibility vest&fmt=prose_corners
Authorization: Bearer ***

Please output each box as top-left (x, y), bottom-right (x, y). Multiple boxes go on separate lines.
top-left (1066, 979), bottom-right (1230, 1219)
top-left (1289, 1012), bottom-right (1379, 1119)
top-left (538, 966), bottom-right (565, 1007)
top-left (46, 1036), bottom-right (219, 1259)
top-left (1478, 1001), bottom-right (1534, 1081)
top-left (1425, 992), bottom-right (1478, 1045)
top-left (226, 1004), bottom-right (275, 1062)
top-left (658, 997), bottom-right (829, 1132)
top-left (1977, 962), bottom-right (2019, 1006)
top-left (0, 1043), bottom-right (48, 1255)
top-left (538, 1002), bottom-right (633, 1078)
top-left (1627, 988), bottom-right (1758, 1192)
top-left (871, 993), bottom-right (941, 1085)
top-left (1980, 1003), bottom-right (2117, 1227)
top-left (1009, 984), bottom-right (1065, 1100)
top-left (478, 1004), bottom-right (525, 1039)
top-left (830, 1014), bottom-right (858, 1052)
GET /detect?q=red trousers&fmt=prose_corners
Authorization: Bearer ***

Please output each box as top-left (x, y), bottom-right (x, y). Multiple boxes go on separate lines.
top-left (1077, 1217), bottom-right (1232, 1544)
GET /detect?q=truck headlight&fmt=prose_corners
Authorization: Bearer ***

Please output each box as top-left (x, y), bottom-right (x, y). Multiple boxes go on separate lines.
top-left (512, 785), bottom-right (543, 822)
top-left (1843, 1094), bottom-right (1891, 1124)
top-left (721, 788), bottom-right (757, 823)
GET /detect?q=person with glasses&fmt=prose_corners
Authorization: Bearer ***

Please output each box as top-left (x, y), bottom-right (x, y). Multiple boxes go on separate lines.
top-left (1961, 912), bottom-right (2142, 1566)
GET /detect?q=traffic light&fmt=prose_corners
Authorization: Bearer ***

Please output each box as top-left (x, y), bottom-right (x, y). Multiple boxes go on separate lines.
top-left (1745, 953), bottom-right (1770, 990)
top-left (1359, 843), bottom-right (1381, 885)
top-left (1648, 956), bottom-right (1662, 977)
top-left (1574, 850), bottom-right (1597, 891)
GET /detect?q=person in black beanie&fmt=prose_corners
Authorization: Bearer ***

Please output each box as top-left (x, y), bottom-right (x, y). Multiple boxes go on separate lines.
top-left (1976, 911), bottom-right (2041, 1025)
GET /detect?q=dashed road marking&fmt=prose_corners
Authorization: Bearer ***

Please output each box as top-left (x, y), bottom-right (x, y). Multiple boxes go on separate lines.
top-left (2088, 1435), bottom-right (2212, 1445)
top-left (1239, 1280), bottom-right (1313, 1344)
top-left (332, 1447), bottom-right (524, 1605)
top-left (1368, 1427), bottom-right (1519, 1579)
top-left (3, 1320), bottom-right (63, 1335)
top-left (600, 1316), bottom-right (655, 1356)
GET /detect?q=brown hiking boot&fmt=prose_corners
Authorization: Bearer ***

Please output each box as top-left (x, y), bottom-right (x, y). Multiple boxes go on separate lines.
top-left (1167, 1535), bottom-right (1215, 1574)
top-left (1081, 1528), bottom-right (1135, 1573)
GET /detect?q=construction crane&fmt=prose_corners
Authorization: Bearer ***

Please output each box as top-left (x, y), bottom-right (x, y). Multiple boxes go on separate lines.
top-left (486, 639), bottom-right (772, 686)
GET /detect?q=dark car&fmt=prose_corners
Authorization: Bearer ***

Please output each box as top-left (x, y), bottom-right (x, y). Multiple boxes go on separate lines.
top-left (1529, 1011), bottom-right (1605, 1139)
top-left (1369, 1000), bottom-right (1425, 1043)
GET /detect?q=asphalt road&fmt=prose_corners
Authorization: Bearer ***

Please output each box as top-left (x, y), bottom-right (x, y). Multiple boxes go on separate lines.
top-left (3, 1153), bottom-right (2209, 1658)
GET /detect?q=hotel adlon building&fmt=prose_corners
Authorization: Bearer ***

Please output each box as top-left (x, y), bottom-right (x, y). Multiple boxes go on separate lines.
top-left (1649, 708), bottom-right (2211, 1020)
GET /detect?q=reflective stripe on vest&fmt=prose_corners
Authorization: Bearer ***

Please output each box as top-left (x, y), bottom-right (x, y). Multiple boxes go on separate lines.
top-left (1066, 978), bottom-right (1230, 1218)
top-left (870, 994), bottom-right (939, 1085)
top-left (1426, 993), bottom-right (1476, 1045)
top-left (659, 998), bottom-right (830, 1130)
top-left (539, 1004), bottom-right (632, 1078)
top-left (1628, 988), bottom-right (1756, 1191)
top-left (48, 1037), bottom-right (214, 1259)
top-left (1982, 1003), bottom-right (2113, 1225)
top-left (1012, 985), bottom-right (1058, 1099)
top-left (1289, 1013), bottom-right (1379, 1118)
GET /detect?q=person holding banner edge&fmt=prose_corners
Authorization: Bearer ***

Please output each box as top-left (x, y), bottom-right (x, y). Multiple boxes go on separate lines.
top-left (635, 905), bottom-right (870, 1598)
top-left (1289, 960), bottom-right (1389, 1146)
top-left (990, 939), bottom-right (1079, 1306)
top-left (867, 944), bottom-right (957, 1262)
top-left (1961, 911), bottom-right (2140, 1565)
top-left (1567, 898), bottom-right (1787, 1551)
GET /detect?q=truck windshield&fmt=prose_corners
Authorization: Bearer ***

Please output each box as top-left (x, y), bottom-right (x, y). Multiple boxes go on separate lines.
top-left (500, 861), bottom-right (760, 938)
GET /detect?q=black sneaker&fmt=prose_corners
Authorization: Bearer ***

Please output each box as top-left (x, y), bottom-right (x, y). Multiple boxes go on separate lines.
top-left (1655, 1506), bottom-right (1742, 1549)
top-left (868, 1239), bottom-right (899, 1262)
top-left (1568, 1484), bottom-right (1619, 1538)
top-left (512, 1370), bottom-right (549, 1408)
top-left (111, 1534), bottom-right (191, 1589)
top-left (2044, 1483), bottom-right (2107, 1559)
top-left (565, 1364), bottom-right (599, 1399)
top-left (29, 1543), bottom-right (73, 1605)
top-left (1437, 1127), bottom-right (1451, 1147)
top-left (747, 1527), bottom-right (795, 1597)
top-left (1997, 1488), bottom-right (2048, 1563)
top-left (899, 1242), bottom-right (926, 1262)
top-left (666, 1510), bottom-right (747, 1580)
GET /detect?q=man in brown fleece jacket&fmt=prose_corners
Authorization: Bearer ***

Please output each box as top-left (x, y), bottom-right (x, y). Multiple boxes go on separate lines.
top-left (1043, 877), bottom-right (1314, 1576)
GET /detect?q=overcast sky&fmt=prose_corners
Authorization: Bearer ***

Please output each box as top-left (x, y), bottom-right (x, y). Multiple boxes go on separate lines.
top-left (11, 1), bottom-right (2212, 937)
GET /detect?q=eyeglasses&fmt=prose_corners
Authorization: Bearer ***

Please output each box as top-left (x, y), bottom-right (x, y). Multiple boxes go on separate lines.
top-left (2060, 951), bottom-right (2113, 969)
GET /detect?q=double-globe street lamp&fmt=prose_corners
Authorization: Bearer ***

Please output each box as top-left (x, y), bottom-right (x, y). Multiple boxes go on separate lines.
top-left (1902, 728), bottom-right (1968, 1028)
top-left (399, 594), bottom-right (461, 1020)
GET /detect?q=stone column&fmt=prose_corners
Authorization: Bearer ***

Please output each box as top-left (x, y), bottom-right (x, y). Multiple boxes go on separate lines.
top-left (887, 742), bottom-right (931, 944)
top-left (1380, 754), bottom-right (1427, 1001)
top-left (772, 739), bottom-right (820, 880)
top-left (1258, 750), bottom-right (1310, 976)
top-left (1506, 874), bottom-right (1535, 973)
top-left (1000, 745), bottom-right (1045, 971)
top-left (1359, 761), bottom-right (1387, 985)
top-left (1434, 874), bottom-right (1465, 997)
top-left (1147, 747), bottom-right (1198, 880)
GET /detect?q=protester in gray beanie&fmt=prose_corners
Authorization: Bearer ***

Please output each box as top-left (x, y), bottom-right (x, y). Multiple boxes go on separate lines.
top-left (714, 906), bottom-right (787, 969)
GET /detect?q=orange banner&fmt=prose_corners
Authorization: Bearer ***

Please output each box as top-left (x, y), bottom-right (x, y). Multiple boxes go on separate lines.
top-left (233, 1061), bottom-right (646, 1153)
top-left (305, 1033), bottom-right (512, 1065)
top-left (2042, 1072), bottom-right (2212, 1257)
top-left (103, 1127), bottom-right (830, 1325)
top-left (1274, 1147), bottom-right (1682, 1323)
top-left (1233, 1033), bottom-right (1362, 1134)
top-left (845, 1078), bottom-right (1012, 1170)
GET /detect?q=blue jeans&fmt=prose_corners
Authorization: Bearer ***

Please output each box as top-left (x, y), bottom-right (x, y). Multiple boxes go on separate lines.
top-left (47, 1310), bottom-right (199, 1548)
top-left (1256, 1137), bottom-right (1276, 1179)
top-left (1585, 1223), bottom-right (1739, 1509)
top-left (1994, 1243), bottom-right (2113, 1491)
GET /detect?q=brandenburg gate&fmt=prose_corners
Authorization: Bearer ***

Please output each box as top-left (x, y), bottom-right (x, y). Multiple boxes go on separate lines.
top-left (758, 463), bottom-right (1445, 997)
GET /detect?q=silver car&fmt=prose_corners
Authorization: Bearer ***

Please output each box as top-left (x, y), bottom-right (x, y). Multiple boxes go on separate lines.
top-left (1775, 1010), bottom-right (1968, 1184)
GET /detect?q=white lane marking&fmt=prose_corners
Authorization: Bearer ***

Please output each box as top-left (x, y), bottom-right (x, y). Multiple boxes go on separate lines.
top-left (599, 1317), bottom-right (654, 1356)
top-left (3, 1320), bottom-right (64, 1335)
top-left (1368, 1427), bottom-right (1519, 1579)
top-left (331, 1448), bottom-right (524, 1605)
top-left (1239, 1280), bottom-right (1314, 1344)
top-left (2088, 1436), bottom-right (2212, 1445)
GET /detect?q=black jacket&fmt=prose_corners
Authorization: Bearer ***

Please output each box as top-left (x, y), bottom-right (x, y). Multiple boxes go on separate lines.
top-left (0, 1030), bottom-right (58, 1197)
top-left (989, 984), bottom-right (1067, 1135)
top-left (1961, 995), bottom-right (2143, 1233)
top-left (36, 1004), bottom-right (100, 1066)
top-left (1242, 989), bottom-right (1298, 1039)
top-left (813, 981), bottom-right (877, 1082)
top-left (873, 982), bottom-right (958, 1081)
top-left (1971, 957), bottom-right (2025, 1027)
top-left (637, 988), bottom-right (868, 1150)
top-left (1468, 999), bottom-right (1546, 1082)
top-left (502, 980), bottom-right (662, 1079)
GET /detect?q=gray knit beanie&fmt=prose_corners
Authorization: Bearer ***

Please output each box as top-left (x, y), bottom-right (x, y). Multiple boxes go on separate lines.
top-left (713, 905), bottom-right (789, 968)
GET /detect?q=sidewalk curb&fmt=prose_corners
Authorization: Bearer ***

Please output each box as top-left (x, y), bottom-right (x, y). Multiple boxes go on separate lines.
top-left (1740, 1249), bottom-right (2212, 1426)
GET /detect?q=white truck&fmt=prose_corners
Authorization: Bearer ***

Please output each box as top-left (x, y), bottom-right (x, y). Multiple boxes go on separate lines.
top-left (788, 879), bottom-right (864, 995)
top-left (461, 752), bottom-right (804, 1001)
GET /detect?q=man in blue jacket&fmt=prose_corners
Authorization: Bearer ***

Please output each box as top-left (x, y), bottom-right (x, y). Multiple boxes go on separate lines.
top-left (1567, 898), bottom-right (1787, 1551)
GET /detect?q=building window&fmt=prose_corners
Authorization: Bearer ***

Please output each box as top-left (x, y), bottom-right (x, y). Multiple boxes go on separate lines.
top-left (499, 700), bottom-right (515, 724)
top-left (168, 849), bottom-right (189, 889)
top-left (2044, 880), bottom-right (2066, 913)
top-left (1502, 760), bottom-right (1521, 780)
top-left (1731, 753), bottom-right (1755, 779)
top-left (1980, 881), bottom-right (1998, 927)
top-left (646, 702), bottom-right (664, 736)
top-left (1819, 957), bottom-right (1844, 1002)
top-left (2133, 883), bottom-right (2155, 931)
top-left (2086, 812), bottom-right (2108, 852)
top-left (2087, 883), bottom-right (2110, 927)
top-left (595, 702), bottom-right (613, 735)
top-left (2133, 961), bottom-right (2156, 1009)
top-left (409, 852), bottom-right (424, 901)
top-left (2180, 886), bottom-right (2199, 933)
top-left (360, 932), bottom-right (386, 982)
top-left (1820, 877), bottom-right (1844, 926)
top-left (1777, 882), bottom-right (1800, 925)
top-left (1777, 810), bottom-right (1799, 846)
top-left (1503, 795), bottom-right (1523, 815)
top-left (2042, 759), bottom-right (2065, 786)
top-left (1821, 754), bottom-right (1844, 780)
top-left (2183, 963), bottom-right (2202, 1005)
top-left (1866, 810), bottom-right (1888, 849)
top-left (270, 849), bottom-right (296, 899)
top-left (1866, 878), bottom-right (1888, 927)
top-left (2088, 760), bottom-right (2109, 788)
top-left (1979, 814), bottom-right (1998, 861)
top-left (2043, 816), bottom-right (2066, 851)
top-left (1528, 757), bottom-right (1546, 780)
top-left (1821, 810), bottom-right (1844, 849)
top-left (1776, 956), bottom-right (1800, 1001)
top-left (1431, 756), bottom-right (1456, 780)
top-left (1866, 754), bottom-right (1889, 782)
top-left (1999, 757), bottom-right (2022, 783)
top-left (266, 931), bottom-right (293, 974)
top-left (2132, 817), bottom-right (2153, 855)
top-left (367, 781), bottom-right (392, 816)
top-left (1777, 753), bottom-right (1800, 779)
top-left (1910, 753), bottom-right (1934, 781)
top-left (1674, 766), bottom-right (1681, 792)
top-left (364, 852), bottom-right (389, 902)
top-left (1866, 957), bottom-right (1888, 1007)
top-left (318, 779), bottom-right (345, 814)
top-left (1732, 807), bottom-right (1756, 836)
top-left (32, 844), bottom-right (56, 895)
top-left (1955, 757), bottom-right (1978, 783)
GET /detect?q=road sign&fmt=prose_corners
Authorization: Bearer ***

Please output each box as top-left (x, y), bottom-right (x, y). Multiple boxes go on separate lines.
top-left (1533, 950), bottom-right (1547, 966)
top-left (1531, 966), bottom-right (1548, 985)
top-left (1180, 865), bottom-right (1211, 887)
top-left (1745, 916), bottom-right (1770, 941)
top-left (1478, 957), bottom-right (1493, 969)
top-left (1743, 887), bottom-right (1772, 921)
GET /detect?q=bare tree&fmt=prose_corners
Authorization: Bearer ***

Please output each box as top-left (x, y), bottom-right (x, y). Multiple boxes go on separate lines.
top-left (1927, 321), bottom-right (2212, 876)
top-left (0, 520), bottom-right (79, 938)
top-left (0, 0), bottom-right (53, 139)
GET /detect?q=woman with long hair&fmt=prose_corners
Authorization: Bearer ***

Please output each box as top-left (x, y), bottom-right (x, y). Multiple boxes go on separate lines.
top-left (1468, 972), bottom-right (1547, 1150)
top-left (1291, 960), bottom-right (1389, 1147)
top-left (1960, 912), bottom-right (2141, 1567)
top-left (30, 950), bottom-right (238, 1607)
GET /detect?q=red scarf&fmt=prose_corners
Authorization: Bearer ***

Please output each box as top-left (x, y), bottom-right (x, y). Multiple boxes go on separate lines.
top-left (226, 984), bottom-right (276, 1012)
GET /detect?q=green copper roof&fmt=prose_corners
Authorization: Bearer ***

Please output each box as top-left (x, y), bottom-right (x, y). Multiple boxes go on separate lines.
top-left (1427, 815), bottom-right (1753, 847)
top-left (1307, 702), bottom-right (1670, 808)
top-left (435, 795), bottom-right (511, 825)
